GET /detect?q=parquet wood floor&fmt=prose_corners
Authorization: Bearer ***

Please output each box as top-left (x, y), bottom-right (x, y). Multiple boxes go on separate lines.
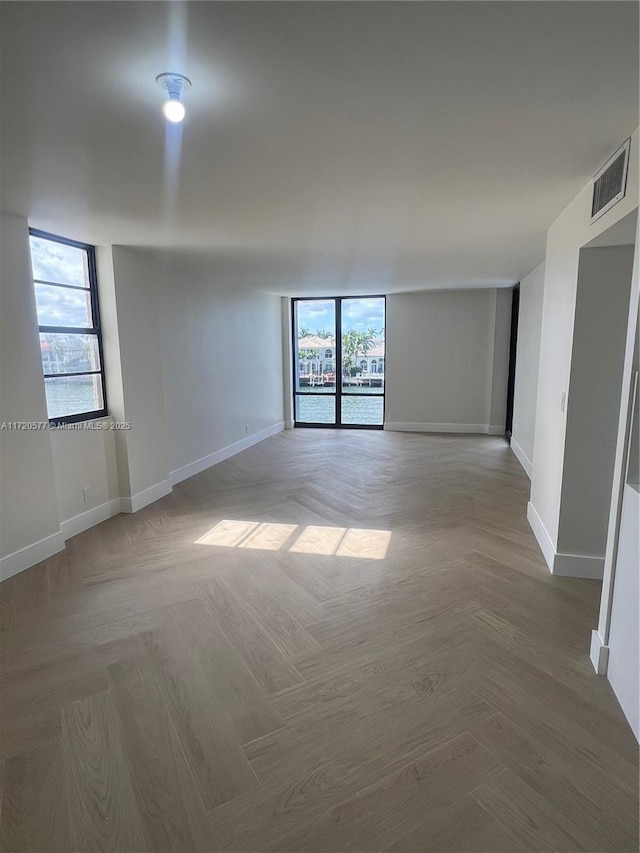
top-left (1, 430), bottom-right (637, 852)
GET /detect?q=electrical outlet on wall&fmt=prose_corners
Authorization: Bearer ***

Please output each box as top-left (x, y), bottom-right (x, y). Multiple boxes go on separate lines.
top-left (83, 486), bottom-right (91, 504)
top-left (245, 424), bottom-right (249, 434)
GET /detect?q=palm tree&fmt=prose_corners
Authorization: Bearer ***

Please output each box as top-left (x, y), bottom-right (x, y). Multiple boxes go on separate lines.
top-left (357, 327), bottom-right (380, 357)
top-left (341, 327), bottom-right (382, 375)
top-left (341, 330), bottom-right (360, 376)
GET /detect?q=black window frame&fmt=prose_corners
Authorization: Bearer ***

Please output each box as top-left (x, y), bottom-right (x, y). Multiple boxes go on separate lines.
top-left (291, 295), bottom-right (386, 430)
top-left (29, 228), bottom-right (108, 425)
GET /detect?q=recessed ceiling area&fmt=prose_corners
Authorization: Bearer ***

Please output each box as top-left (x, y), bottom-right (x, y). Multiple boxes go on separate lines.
top-left (0, 1), bottom-right (638, 295)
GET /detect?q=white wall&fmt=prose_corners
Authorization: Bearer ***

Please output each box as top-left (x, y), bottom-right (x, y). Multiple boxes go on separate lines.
top-left (156, 258), bottom-right (285, 481)
top-left (529, 129), bottom-right (639, 570)
top-left (385, 288), bottom-right (510, 433)
top-left (49, 426), bottom-right (120, 536)
top-left (606, 303), bottom-right (639, 741)
top-left (591, 232), bottom-right (639, 740)
top-left (0, 225), bottom-right (285, 578)
top-left (557, 246), bottom-right (634, 564)
top-left (0, 213), bottom-right (63, 578)
top-left (607, 481), bottom-right (639, 740)
top-left (109, 247), bottom-right (171, 506)
top-left (95, 245), bottom-right (285, 501)
top-left (511, 261), bottom-right (545, 477)
top-left (0, 216), bottom-right (123, 579)
top-left (96, 245), bottom-right (132, 500)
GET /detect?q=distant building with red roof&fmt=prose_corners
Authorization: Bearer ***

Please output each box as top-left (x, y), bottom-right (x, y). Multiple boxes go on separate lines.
top-left (297, 335), bottom-right (385, 379)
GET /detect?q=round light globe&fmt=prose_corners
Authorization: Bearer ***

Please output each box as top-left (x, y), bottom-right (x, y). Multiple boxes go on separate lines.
top-left (163, 99), bottom-right (186, 123)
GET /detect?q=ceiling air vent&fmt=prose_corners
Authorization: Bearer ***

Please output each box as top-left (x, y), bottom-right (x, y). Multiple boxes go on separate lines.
top-left (591, 138), bottom-right (631, 223)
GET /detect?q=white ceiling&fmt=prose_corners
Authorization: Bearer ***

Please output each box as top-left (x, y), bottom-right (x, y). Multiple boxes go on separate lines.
top-left (1, 1), bottom-right (638, 295)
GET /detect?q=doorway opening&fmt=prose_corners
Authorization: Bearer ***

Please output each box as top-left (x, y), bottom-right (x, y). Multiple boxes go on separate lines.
top-left (292, 296), bottom-right (386, 428)
top-left (505, 283), bottom-right (520, 441)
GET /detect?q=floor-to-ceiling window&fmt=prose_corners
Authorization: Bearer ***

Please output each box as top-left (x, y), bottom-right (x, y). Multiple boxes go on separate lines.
top-left (293, 297), bottom-right (385, 428)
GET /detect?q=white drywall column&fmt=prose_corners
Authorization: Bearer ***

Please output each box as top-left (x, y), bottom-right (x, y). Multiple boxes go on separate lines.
top-left (590, 221), bottom-right (639, 742)
top-left (96, 246), bottom-right (171, 512)
top-left (555, 246), bottom-right (634, 575)
top-left (0, 212), bottom-right (63, 578)
top-left (113, 247), bottom-right (171, 509)
top-left (607, 478), bottom-right (639, 739)
top-left (511, 262), bottom-right (545, 478)
top-left (95, 245), bottom-right (132, 500)
top-left (529, 129), bottom-right (639, 573)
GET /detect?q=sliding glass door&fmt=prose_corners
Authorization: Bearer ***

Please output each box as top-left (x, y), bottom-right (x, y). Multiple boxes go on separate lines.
top-left (293, 296), bottom-right (385, 428)
top-left (293, 299), bottom-right (337, 425)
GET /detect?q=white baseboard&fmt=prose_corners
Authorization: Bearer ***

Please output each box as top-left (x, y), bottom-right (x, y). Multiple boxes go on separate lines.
top-left (285, 420), bottom-right (294, 430)
top-left (60, 498), bottom-right (122, 541)
top-left (488, 425), bottom-right (505, 436)
top-left (0, 423), bottom-right (287, 581)
top-left (590, 630), bottom-right (610, 674)
top-left (510, 437), bottom-right (533, 479)
top-left (384, 422), bottom-right (497, 435)
top-left (553, 552), bottom-right (604, 579)
top-left (527, 501), bottom-right (555, 570)
top-left (121, 479), bottom-right (173, 513)
top-left (0, 529), bottom-right (65, 582)
top-left (170, 421), bottom-right (285, 487)
top-left (527, 502), bottom-right (605, 579)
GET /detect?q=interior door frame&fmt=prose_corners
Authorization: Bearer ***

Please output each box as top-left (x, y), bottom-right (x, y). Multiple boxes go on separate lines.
top-left (292, 295), bottom-right (386, 429)
top-left (505, 283), bottom-right (520, 441)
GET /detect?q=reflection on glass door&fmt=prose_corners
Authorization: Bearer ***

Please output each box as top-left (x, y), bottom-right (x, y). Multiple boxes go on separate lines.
top-left (293, 299), bottom-right (336, 425)
top-left (340, 297), bottom-right (385, 426)
top-left (293, 297), bottom-right (385, 428)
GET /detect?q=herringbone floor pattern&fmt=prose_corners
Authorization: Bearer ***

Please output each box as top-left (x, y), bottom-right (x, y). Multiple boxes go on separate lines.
top-left (0, 430), bottom-right (637, 852)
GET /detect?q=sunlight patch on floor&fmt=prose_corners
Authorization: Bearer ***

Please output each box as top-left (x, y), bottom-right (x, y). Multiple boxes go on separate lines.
top-left (195, 519), bottom-right (259, 547)
top-left (336, 528), bottom-right (391, 560)
top-left (239, 523), bottom-right (298, 551)
top-left (195, 520), bottom-right (391, 560)
top-left (289, 525), bottom-right (347, 555)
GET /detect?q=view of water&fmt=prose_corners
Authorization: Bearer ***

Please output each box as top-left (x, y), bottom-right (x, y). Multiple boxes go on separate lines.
top-left (296, 394), bottom-right (383, 425)
top-left (43, 377), bottom-right (383, 425)
top-left (44, 379), bottom-right (383, 425)
top-left (44, 375), bottom-right (102, 419)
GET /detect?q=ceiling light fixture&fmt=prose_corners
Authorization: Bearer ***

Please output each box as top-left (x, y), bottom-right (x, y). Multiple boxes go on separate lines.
top-left (156, 72), bottom-right (191, 123)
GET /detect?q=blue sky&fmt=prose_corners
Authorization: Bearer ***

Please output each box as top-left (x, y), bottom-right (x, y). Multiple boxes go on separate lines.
top-left (30, 236), bottom-right (91, 327)
top-left (297, 298), bottom-right (385, 336)
top-left (29, 236), bottom-right (386, 338)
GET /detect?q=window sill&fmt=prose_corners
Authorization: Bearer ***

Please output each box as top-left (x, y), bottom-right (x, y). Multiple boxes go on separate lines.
top-left (49, 414), bottom-right (113, 430)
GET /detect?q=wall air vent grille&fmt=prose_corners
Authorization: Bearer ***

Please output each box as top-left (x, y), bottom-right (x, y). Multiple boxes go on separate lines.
top-left (591, 138), bottom-right (631, 223)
